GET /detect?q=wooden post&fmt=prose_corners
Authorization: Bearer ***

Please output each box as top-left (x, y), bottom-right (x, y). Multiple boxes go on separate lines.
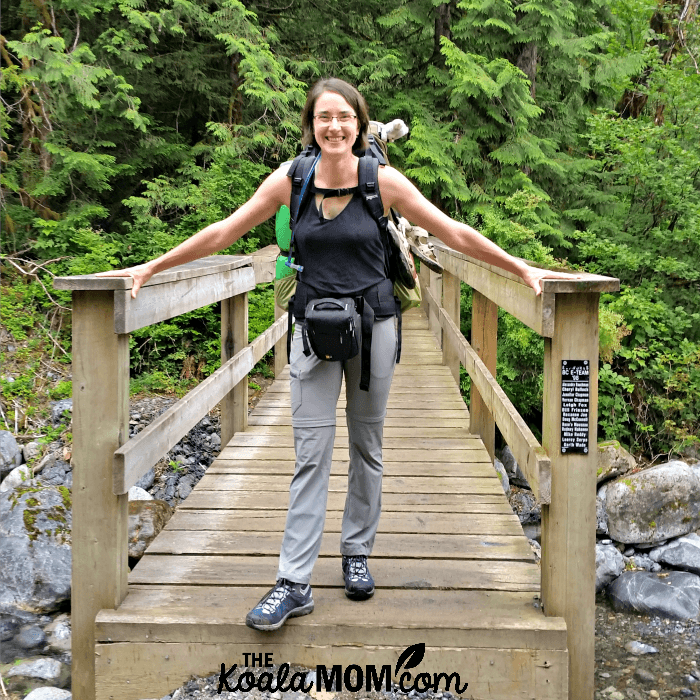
top-left (418, 261), bottom-right (431, 321)
top-left (273, 286), bottom-right (287, 378)
top-left (470, 290), bottom-right (498, 460)
top-left (442, 269), bottom-right (460, 383)
top-left (428, 269), bottom-right (442, 347)
top-left (72, 291), bottom-right (129, 700)
top-left (541, 292), bottom-right (600, 700)
top-left (221, 292), bottom-right (249, 448)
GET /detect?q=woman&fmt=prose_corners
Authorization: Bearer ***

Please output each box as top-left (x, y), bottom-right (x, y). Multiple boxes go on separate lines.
top-left (97, 78), bottom-right (574, 631)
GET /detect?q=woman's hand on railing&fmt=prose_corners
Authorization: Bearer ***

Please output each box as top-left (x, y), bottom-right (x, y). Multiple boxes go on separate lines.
top-left (94, 262), bottom-right (156, 298)
top-left (520, 265), bottom-right (581, 296)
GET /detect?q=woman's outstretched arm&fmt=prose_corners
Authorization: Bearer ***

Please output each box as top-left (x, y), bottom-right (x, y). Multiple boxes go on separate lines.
top-left (378, 166), bottom-right (577, 296)
top-left (96, 166), bottom-right (292, 297)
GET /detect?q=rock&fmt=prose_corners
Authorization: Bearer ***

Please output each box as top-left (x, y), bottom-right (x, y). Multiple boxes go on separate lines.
top-left (135, 466), bottom-right (156, 491)
top-left (522, 522), bottom-right (541, 542)
top-left (0, 430), bottom-right (23, 479)
top-left (15, 624), bottom-right (46, 649)
top-left (509, 489), bottom-right (540, 525)
top-left (634, 669), bottom-right (656, 683)
top-left (49, 399), bottom-right (72, 425)
top-left (128, 499), bottom-right (172, 560)
top-left (44, 614), bottom-right (71, 653)
top-left (629, 554), bottom-right (656, 571)
top-left (605, 461), bottom-right (700, 544)
top-left (596, 543), bottom-right (624, 592)
top-left (209, 433), bottom-right (221, 448)
top-left (493, 458), bottom-right (510, 496)
top-left (0, 465), bottom-right (33, 493)
top-left (498, 446), bottom-right (529, 488)
top-left (653, 533), bottom-right (700, 575)
top-left (128, 485), bottom-right (153, 501)
top-left (597, 483), bottom-right (609, 536)
top-left (32, 450), bottom-right (60, 476)
top-left (38, 460), bottom-right (70, 487)
top-left (0, 615), bottom-right (19, 641)
top-left (0, 485), bottom-right (72, 614)
top-left (23, 441), bottom-right (41, 463)
top-left (176, 475), bottom-right (195, 500)
top-left (597, 440), bottom-right (636, 485)
top-left (24, 689), bottom-right (73, 700)
top-left (4, 657), bottom-right (70, 693)
top-left (624, 640), bottom-right (658, 655)
top-left (607, 570), bottom-right (700, 620)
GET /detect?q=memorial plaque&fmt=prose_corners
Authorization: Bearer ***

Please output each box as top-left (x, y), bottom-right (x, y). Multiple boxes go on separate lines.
top-left (561, 360), bottom-right (590, 454)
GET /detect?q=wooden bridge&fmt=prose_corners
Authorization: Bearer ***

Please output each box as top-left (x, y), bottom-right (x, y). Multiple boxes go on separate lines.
top-left (55, 243), bottom-right (619, 700)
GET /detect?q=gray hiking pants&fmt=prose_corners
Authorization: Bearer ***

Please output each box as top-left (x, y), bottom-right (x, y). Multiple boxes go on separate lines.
top-left (277, 317), bottom-right (397, 584)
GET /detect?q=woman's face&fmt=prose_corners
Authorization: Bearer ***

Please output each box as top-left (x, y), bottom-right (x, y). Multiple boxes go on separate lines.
top-left (312, 91), bottom-right (359, 157)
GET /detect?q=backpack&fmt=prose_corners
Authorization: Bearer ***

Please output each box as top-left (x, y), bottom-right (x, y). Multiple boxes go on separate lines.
top-left (276, 132), bottom-right (420, 310)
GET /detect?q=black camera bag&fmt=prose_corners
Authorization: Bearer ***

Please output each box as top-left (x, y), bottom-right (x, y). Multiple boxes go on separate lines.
top-left (302, 297), bottom-right (360, 362)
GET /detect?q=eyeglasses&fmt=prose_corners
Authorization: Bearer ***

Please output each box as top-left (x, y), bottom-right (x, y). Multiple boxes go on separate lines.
top-left (313, 113), bottom-right (357, 125)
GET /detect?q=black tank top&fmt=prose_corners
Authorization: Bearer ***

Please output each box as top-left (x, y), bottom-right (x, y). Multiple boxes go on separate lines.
top-left (294, 182), bottom-right (387, 296)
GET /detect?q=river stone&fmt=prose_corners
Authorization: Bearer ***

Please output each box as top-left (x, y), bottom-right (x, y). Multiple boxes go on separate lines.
top-left (23, 441), bottom-right (41, 463)
top-left (499, 446), bottom-right (529, 488)
top-left (0, 615), bottom-right (19, 642)
top-left (36, 460), bottom-right (70, 487)
top-left (0, 486), bottom-right (72, 614)
top-left (597, 483), bottom-right (609, 536)
top-left (605, 461), bottom-right (700, 544)
top-left (625, 641), bottom-right (658, 655)
top-left (0, 430), bottom-right (23, 480)
top-left (135, 466), bottom-right (156, 491)
top-left (0, 465), bottom-right (32, 493)
top-left (596, 543), bottom-right (624, 592)
top-left (24, 689), bottom-right (73, 700)
top-left (597, 440), bottom-right (636, 486)
top-left (607, 570), bottom-right (700, 620)
top-left (128, 499), bottom-right (172, 560)
top-left (510, 489), bottom-right (540, 524)
top-left (15, 624), bottom-right (46, 649)
top-left (44, 614), bottom-right (71, 653)
top-left (493, 458), bottom-right (510, 496)
top-left (5, 657), bottom-right (70, 692)
top-left (654, 534), bottom-right (700, 575)
top-left (49, 399), bottom-right (72, 425)
top-left (128, 485), bottom-right (153, 501)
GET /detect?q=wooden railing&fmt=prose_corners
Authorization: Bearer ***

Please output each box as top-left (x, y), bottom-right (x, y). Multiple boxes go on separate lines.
top-left (417, 238), bottom-right (620, 700)
top-left (53, 245), bottom-right (284, 700)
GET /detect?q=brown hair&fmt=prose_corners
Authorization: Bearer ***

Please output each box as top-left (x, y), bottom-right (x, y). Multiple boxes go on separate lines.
top-left (301, 78), bottom-right (370, 152)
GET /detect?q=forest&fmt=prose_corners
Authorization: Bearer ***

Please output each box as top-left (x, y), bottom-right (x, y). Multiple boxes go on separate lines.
top-left (1, 0), bottom-right (699, 462)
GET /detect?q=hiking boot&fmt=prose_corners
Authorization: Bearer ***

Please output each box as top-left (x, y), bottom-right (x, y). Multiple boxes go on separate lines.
top-left (245, 579), bottom-right (314, 631)
top-left (342, 555), bottom-right (375, 600)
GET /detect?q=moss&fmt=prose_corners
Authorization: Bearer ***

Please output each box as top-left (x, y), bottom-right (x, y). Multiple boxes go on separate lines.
top-left (599, 440), bottom-right (621, 449)
top-left (10, 485), bottom-right (72, 547)
top-left (621, 478), bottom-right (637, 492)
top-left (649, 521), bottom-right (656, 528)
top-left (57, 485), bottom-right (71, 510)
top-left (22, 508), bottom-right (39, 541)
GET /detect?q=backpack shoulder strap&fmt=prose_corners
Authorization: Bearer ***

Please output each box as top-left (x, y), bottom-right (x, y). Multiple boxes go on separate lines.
top-left (357, 155), bottom-right (387, 229)
top-left (288, 150), bottom-right (318, 226)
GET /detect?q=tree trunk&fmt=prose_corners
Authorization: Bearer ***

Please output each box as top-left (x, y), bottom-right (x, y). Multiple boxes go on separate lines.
top-left (617, 0), bottom-right (698, 119)
top-left (515, 42), bottom-right (538, 100)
